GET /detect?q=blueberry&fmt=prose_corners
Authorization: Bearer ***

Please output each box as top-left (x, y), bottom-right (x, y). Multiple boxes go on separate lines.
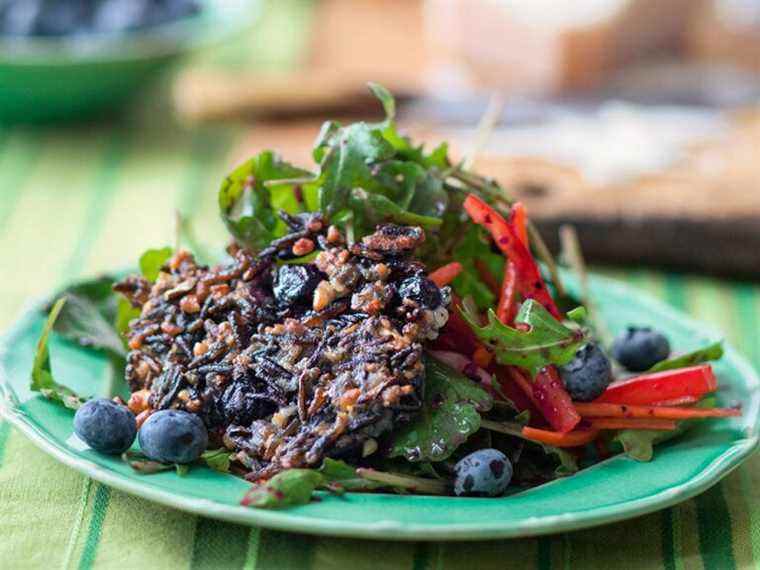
top-left (398, 275), bottom-right (442, 309)
top-left (559, 343), bottom-right (613, 402)
top-left (612, 327), bottom-right (671, 372)
top-left (454, 449), bottom-right (512, 497)
top-left (273, 264), bottom-right (324, 307)
top-left (74, 399), bottom-right (137, 454)
top-left (138, 409), bottom-right (208, 464)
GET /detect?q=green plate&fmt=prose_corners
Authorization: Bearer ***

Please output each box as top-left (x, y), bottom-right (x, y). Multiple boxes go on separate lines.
top-left (0, 0), bottom-right (257, 123)
top-left (0, 274), bottom-right (757, 540)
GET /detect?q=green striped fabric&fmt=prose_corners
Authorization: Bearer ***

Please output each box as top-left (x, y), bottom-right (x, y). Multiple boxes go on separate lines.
top-left (1, 3), bottom-right (759, 569)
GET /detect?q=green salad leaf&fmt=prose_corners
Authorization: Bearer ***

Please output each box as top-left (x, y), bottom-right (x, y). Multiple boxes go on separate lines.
top-left (242, 469), bottom-right (325, 509)
top-left (51, 292), bottom-right (126, 359)
top-left (461, 299), bottom-right (586, 375)
top-left (201, 449), bottom-right (232, 473)
top-left (31, 298), bottom-right (86, 410)
top-left (139, 247), bottom-right (173, 282)
top-left (389, 355), bottom-right (492, 462)
top-left (648, 341), bottom-right (724, 372)
top-left (219, 151), bottom-right (312, 251)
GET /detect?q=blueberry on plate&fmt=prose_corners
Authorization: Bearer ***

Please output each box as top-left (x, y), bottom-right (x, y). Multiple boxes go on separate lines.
top-left (560, 342), bottom-right (613, 402)
top-left (612, 327), bottom-right (671, 372)
top-left (454, 449), bottom-right (512, 497)
top-left (138, 409), bottom-right (208, 464)
top-left (73, 398), bottom-right (137, 454)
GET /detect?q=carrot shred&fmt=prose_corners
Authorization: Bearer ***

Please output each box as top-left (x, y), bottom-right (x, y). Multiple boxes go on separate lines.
top-left (521, 426), bottom-right (599, 448)
top-left (496, 262), bottom-right (518, 325)
top-left (588, 418), bottom-right (677, 431)
top-left (428, 262), bottom-right (463, 287)
top-left (472, 345), bottom-right (493, 368)
top-left (574, 402), bottom-right (741, 420)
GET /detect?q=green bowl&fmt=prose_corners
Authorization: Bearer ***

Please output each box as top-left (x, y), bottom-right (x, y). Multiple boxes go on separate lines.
top-left (0, 0), bottom-right (258, 124)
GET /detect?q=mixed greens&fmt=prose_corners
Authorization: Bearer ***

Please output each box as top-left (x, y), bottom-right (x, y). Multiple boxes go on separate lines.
top-left (31, 85), bottom-right (741, 507)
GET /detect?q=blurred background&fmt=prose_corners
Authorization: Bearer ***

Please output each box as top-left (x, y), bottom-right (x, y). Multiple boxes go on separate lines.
top-left (2, 0), bottom-right (760, 283)
top-left (1, 1), bottom-right (760, 567)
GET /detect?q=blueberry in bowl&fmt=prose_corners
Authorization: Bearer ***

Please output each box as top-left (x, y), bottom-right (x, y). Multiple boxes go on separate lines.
top-left (0, 0), bottom-right (257, 123)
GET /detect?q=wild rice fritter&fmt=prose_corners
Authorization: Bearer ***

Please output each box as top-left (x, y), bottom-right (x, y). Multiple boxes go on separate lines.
top-left (114, 214), bottom-right (450, 479)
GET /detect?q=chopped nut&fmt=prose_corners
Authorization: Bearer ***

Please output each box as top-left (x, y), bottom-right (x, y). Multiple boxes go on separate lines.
top-left (313, 280), bottom-right (336, 311)
top-left (193, 341), bottom-right (208, 356)
top-left (160, 322), bottom-right (183, 336)
top-left (128, 389), bottom-right (151, 414)
top-left (326, 225), bottom-right (342, 244)
top-left (292, 238), bottom-right (315, 257)
top-left (179, 295), bottom-right (200, 313)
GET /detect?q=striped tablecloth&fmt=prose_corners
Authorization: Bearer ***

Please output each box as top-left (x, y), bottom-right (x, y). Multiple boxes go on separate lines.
top-left (1, 6), bottom-right (759, 570)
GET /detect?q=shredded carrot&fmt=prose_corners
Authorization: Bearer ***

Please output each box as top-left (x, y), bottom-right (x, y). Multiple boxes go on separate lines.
top-left (428, 262), bottom-right (463, 287)
top-left (496, 261), bottom-right (518, 325)
top-left (521, 426), bottom-right (599, 448)
top-left (472, 345), bottom-right (493, 368)
top-left (510, 202), bottom-right (529, 246)
top-left (588, 418), bottom-right (677, 431)
top-left (574, 402), bottom-right (741, 420)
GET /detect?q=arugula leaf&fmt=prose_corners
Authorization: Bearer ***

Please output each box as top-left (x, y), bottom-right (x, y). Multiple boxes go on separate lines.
top-left (513, 440), bottom-right (579, 484)
top-left (316, 123), bottom-right (395, 216)
top-left (31, 298), bottom-right (86, 410)
top-left (201, 449), bottom-right (232, 473)
top-left (389, 355), bottom-right (492, 462)
top-left (648, 341), bottom-right (724, 372)
top-left (461, 299), bottom-right (586, 375)
top-left (52, 293), bottom-right (126, 358)
top-left (122, 450), bottom-right (176, 474)
top-left (139, 247), bottom-right (173, 281)
top-left (318, 458), bottom-right (383, 493)
top-left (219, 151), bottom-right (312, 251)
top-left (613, 424), bottom-right (689, 462)
top-left (241, 469), bottom-right (324, 509)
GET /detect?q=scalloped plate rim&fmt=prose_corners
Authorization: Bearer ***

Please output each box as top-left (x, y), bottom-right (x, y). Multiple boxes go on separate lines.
top-left (1, 273), bottom-right (758, 541)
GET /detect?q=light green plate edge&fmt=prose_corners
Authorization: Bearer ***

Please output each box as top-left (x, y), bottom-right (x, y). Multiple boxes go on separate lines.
top-left (1, 273), bottom-right (758, 541)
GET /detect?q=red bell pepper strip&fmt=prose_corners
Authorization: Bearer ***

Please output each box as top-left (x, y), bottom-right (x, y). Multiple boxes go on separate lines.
top-left (533, 366), bottom-right (582, 433)
top-left (588, 418), bottom-right (677, 431)
top-left (428, 262), bottom-right (463, 287)
top-left (521, 426), bottom-right (599, 448)
top-left (496, 261), bottom-right (519, 325)
top-left (574, 402), bottom-right (740, 420)
top-left (510, 201), bottom-right (529, 246)
top-left (594, 365), bottom-right (718, 406)
top-left (463, 194), bottom-right (561, 319)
